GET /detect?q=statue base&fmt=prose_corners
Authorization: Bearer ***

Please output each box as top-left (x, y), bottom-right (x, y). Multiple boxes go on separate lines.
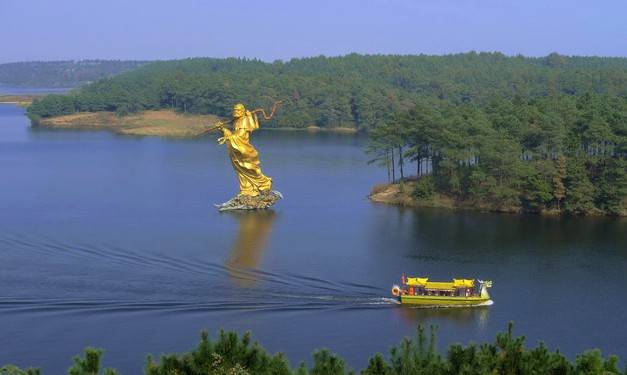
top-left (215, 190), bottom-right (283, 212)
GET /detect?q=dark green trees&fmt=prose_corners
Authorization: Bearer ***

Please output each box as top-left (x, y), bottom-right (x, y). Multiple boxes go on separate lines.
top-left (564, 155), bottom-right (597, 214)
top-left (144, 330), bottom-right (292, 375)
top-left (68, 348), bottom-right (119, 375)
top-left (553, 155), bottom-right (567, 210)
top-left (368, 94), bottom-right (626, 216)
top-left (595, 159), bottom-right (627, 215)
top-left (2, 324), bottom-right (624, 375)
top-left (27, 53), bottom-right (627, 129)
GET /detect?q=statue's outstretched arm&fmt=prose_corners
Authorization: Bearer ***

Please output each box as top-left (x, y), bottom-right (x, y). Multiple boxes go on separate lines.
top-left (200, 118), bottom-right (233, 137)
top-left (250, 100), bottom-right (284, 121)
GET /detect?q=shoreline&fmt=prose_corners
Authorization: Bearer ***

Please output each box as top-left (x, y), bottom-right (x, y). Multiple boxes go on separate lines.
top-left (35, 110), bottom-right (221, 138)
top-left (0, 95), bottom-right (39, 107)
top-left (369, 181), bottom-right (626, 217)
top-left (264, 125), bottom-right (359, 134)
top-left (32, 110), bottom-right (360, 137)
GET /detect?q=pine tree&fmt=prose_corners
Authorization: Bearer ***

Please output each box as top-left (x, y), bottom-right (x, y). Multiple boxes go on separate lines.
top-left (564, 156), bottom-right (596, 214)
top-left (553, 155), bottom-right (567, 210)
top-left (596, 159), bottom-right (627, 215)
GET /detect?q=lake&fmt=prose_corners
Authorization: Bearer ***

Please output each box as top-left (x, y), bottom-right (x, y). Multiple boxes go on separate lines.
top-left (1, 103), bottom-right (625, 373)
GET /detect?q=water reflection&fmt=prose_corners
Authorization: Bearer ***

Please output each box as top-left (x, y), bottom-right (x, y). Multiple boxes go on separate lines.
top-left (225, 210), bottom-right (276, 287)
top-left (396, 305), bottom-right (490, 329)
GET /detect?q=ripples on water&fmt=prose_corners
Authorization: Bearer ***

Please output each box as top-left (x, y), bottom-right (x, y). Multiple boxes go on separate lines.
top-left (0, 229), bottom-right (399, 315)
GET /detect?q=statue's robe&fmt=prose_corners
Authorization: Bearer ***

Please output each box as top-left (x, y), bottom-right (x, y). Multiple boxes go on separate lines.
top-left (221, 111), bottom-right (272, 196)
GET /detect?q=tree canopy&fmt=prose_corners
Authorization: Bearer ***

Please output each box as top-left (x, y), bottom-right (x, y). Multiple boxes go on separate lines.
top-left (27, 52), bottom-right (627, 129)
top-left (370, 93), bottom-right (626, 215)
top-left (1, 324), bottom-right (624, 375)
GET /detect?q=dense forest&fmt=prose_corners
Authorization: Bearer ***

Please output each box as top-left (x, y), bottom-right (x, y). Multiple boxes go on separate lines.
top-left (27, 52), bottom-right (627, 126)
top-left (367, 93), bottom-right (627, 216)
top-left (0, 60), bottom-right (147, 88)
top-left (26, 53), bottom-right (627, 215)
top-left (1, 324), bottom-right (624, 375)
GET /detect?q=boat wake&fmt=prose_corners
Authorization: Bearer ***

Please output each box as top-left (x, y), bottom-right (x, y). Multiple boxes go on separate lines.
top-left (0, 295), bottom-right (400, 315)
top-left (0, 233), bottom-right (399, 315)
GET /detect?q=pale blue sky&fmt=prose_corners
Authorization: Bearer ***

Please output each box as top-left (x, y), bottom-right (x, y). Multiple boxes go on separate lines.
top-left (1, 0), bottom-right (625, 63)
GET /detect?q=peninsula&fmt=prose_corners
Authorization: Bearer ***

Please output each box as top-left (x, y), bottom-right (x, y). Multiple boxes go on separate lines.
top-left (0, 95), bottom-right (38, 107)
top-left (35, 110), bottom-right (221, 137)
top-left (34, 109), bottom-right (357, 137)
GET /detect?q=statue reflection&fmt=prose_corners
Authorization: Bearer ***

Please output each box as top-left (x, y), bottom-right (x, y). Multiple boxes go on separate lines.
top-left (225, 210), bottom-right (276, 287)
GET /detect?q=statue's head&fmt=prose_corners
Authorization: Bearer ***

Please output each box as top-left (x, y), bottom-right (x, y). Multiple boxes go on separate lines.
top-left (232, 103), bottom-right (246, 119)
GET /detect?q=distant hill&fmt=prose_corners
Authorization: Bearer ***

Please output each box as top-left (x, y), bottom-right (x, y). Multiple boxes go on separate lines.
top-left (0, 60), bottom-right (148, 88)
top-left (27, 53), bottom-right (627, 128)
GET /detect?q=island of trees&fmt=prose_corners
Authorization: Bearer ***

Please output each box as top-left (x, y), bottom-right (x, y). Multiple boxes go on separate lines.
top-left (1, 324), bottom-right (624, 375)
top-left (25, 53), bottom-right (627, 216)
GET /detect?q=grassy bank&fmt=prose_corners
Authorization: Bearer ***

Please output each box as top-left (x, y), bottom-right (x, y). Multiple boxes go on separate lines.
top-left (1, 323), bottom-right (623, 375)
top-left (34, 110), bottom-right (222, 137)
top-left (369, 180), bottom-right (625, 216)
top-left (33, 110), bottom-right (358, 137)
top-left (370, 181), bottom-right (522, 214)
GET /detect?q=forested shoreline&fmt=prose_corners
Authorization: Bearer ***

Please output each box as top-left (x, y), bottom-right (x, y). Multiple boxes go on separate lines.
top-left (2, 324), bottom-right (624, 375)
top-left (25, 53), bottom-right (627, 215)
top-left (26, 53), bottom-right (627, 126)
top-left (367, 94), bottom-right (626, 216)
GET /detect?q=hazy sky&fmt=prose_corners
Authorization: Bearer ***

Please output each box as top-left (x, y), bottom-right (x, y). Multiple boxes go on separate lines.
top-left (1, 0), bottom-right (626, 63)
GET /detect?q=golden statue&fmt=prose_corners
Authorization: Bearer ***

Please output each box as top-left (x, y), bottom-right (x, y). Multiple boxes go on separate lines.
top-left (205, 101), bottom-right (284, 211)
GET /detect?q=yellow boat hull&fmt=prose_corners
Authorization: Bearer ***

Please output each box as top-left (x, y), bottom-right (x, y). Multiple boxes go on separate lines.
top-left (400, 295), bottom-right (492, 307)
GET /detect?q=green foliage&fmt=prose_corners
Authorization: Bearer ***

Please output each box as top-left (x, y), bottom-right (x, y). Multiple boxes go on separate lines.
top-left (28, 95), bottom-right (77, 118)
top-left (2, 325), bottom-right (625, 375)
top-left (68, 348), bottom-right (118, 375)
top-left (412, 176), bottom-right (435, 199)
top-left (553, 155), bottom-right (567, 209)
top-left (361, 354), bottom-right (392, 375)
top-left (0, 366), bottom-right (41, 375)
top-left (27, 53), bottom-right (627, 127)
top-left (564, 155), bottom-right (597, 214)
top-left (522, 168), bottom-right (554, 211)
top-left (367, 92), bottom-right (625, 215)
top-left (575, 350), bottom-right (622, 375)
top-left (595, 158), bottom-right (627, 215)
top-left (310, 350), bottom-right (349, 375)
top-left (144, 330), bottom-right (292, 375)
top-left (387, 326), bottom-right (445, 374)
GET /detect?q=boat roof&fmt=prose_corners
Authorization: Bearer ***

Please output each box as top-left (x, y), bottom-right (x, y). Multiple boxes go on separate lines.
top-left (406, 277), bottom-right (474, 289)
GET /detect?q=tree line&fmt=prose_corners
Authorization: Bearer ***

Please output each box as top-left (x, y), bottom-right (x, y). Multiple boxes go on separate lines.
top-left (27, 52), bottom-right (627, 129)
top-left (1, 324), bottom-right (623, 375)
top-left (0, 60), bottom-right (147, 88)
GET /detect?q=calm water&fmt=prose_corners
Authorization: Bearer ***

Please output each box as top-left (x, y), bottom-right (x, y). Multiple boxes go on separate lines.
top-left (1, 103), bottom-right (625, 373)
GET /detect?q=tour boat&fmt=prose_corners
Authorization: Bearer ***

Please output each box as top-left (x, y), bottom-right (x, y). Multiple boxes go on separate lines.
top-left (391, 274), bottom-right (493, 307)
